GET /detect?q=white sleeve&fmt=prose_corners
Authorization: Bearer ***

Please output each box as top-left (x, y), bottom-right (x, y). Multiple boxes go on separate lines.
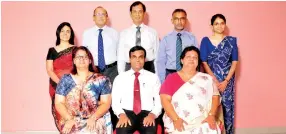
top-left (111, 75), bottom-right (125, 117)
top-left (150, 75), bottom-right (162, 118)
top-left (117, 31), bottom-right (126, 74)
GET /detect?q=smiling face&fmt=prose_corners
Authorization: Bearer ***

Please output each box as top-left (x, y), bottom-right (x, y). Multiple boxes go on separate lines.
top-left (130, 4), bottom-right (145, 25)
top-left (130, 50), bottom-right (145, 72)
top-left (181, 50), bottom-right (199, 71)
top-left (93, 7), bottom-right (108, 28)
top-left (211, 17), bottom-right (226, 34)
top-left (73, 49), bottom-right (91, 69)
top-left (59, 25), bottom-right (71, 42)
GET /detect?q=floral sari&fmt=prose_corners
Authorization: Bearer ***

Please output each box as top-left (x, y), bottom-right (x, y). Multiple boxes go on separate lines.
top-left (163, 72), bottom-right (222, 134)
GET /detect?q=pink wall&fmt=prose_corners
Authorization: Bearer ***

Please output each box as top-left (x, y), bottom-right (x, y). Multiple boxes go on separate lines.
top-left (2, 1), bottom-right (286, 132)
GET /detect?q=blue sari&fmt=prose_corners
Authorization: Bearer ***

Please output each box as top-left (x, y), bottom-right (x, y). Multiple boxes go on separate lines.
top-left (200, 36), bottom-right (238, 134)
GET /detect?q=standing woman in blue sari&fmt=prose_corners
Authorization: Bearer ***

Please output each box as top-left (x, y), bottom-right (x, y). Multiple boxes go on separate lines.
top-left (200, 14), bottom-right (238, 134)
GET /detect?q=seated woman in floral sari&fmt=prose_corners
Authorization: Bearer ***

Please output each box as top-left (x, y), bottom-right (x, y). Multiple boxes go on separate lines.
top-left (160, 46), bottom-right (221, 134)
top-left (55, 46), bottom-right (112, 134)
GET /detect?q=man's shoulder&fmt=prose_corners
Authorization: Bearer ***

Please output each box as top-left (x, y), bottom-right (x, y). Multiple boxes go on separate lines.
top-left (143, 70), bottom-right (159, 79)
top-left (105, 26), bottom-right (118, 34)
top-left (83, 26), bottom-right (95, 35)
top-left (144, 25), bottom-right (158, 34)
top-left (162, 31), bottom-right (175, 39)
top-left (119, 26), bottom-right (132, 36)
top-left (183, 31), bottom-right (196, 37)
top-left (115, 70), bottom-right (130, 79)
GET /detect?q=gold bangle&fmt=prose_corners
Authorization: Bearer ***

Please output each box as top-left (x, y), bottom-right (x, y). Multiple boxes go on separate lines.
top-left (225, 79), bottom-right (229, 82)
top-left (208, 113), bottom-right (215, 116)
top-left (173, 117), bottom-right (180, 122)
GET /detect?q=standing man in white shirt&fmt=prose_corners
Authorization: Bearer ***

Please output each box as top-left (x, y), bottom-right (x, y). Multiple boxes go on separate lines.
top-left (82, 6), bottom-right (119, 84)
top-left (112, 46), bottom-right (162, 134)
top-left (82, 6), bottom-right (119, 131)
top-left (117, 1), bottom-right (160, 74)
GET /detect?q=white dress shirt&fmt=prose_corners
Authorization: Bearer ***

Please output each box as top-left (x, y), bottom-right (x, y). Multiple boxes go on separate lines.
top-left (82, 25), bottom-right (119, 65)
top-left (117, 23), bottom-right (160, 73)
top-left (112, 69), bottom-right (162, 118)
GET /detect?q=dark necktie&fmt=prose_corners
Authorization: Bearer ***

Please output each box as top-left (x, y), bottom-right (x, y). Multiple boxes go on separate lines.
top-left (98, 29), bottom-right (106, 71)
top-left (176, 33), bottom-right (182, 70)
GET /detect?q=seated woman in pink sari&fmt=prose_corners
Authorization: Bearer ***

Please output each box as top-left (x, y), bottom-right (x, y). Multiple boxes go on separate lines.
top-left (55, 46), bottom-right (112, 134)
top-left (160, 46), bottom-right (221, 134)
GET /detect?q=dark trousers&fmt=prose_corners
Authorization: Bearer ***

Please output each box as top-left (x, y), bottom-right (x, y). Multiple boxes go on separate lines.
top-left (97, 63), bottom-right (119, 130)
top-left (125, 60), bottom-right (155, 73)
top-left (165, 69), bottom-right (177, 78)
top-left (116, 110), bottom-right (157, 134)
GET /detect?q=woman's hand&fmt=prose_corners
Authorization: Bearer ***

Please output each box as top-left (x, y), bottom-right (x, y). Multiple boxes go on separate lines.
top-left (218, 80), bottom-right (228, 92)
top-left (202, 115), bottom-right (217, 130)
top-left (86, 116), bottom-right (97, 132)
top-left (211, 76), bottom-right (220, 87)
top-left (173, 118), bottom-right (188, 132)
top-left (62, 119), bottom-right (76, 134)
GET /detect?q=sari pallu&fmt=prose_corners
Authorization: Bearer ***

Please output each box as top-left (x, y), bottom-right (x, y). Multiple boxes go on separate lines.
top-left (48, 46), bottom-right (75, 131)
top-left (163, 72), bottom-right (221, 134)
top-left (206, 36), bottom-right (237, 134)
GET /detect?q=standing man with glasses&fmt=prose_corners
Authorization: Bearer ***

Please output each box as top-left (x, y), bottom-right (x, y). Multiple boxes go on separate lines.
top-left (155, 9), bottom-right (198, 133)
top-left (117, 1), bottom-right (160, 74)
top-left (82, 6), bottom-right (119, 131)
top-left (156, 9), bottom-right (198, 84)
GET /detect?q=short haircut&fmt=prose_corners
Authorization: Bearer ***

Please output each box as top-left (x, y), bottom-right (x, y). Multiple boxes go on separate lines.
top-left (129, 46), bottom-right (146, 58)
top-left (172, 8), bottom-right (187, 16)
top-left (130, 1), bottom-right (146, 12)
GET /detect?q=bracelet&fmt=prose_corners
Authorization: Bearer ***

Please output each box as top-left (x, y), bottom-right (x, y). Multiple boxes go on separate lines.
top-left (208, 112), bottom-right (215, 116)
top-left (173, 117), bottom-right (180, 122)
top-left (225, 79), bottom-right (229, 82)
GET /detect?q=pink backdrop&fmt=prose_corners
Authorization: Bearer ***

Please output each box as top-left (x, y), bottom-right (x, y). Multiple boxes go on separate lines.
top-left (2, 1), bottom-right (286, 132)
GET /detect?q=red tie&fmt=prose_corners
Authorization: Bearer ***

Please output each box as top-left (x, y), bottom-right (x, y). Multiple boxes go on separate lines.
top-left (133, 72), bottom-right (141, 114)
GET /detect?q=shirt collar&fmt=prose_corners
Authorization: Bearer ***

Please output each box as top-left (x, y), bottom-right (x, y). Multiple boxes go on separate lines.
top-left (129, 68), bottom-right (145, 76)
top-left (172, 29), bottom-right (186, 36)
top-left (94, 25), bottom-right (107, 31)
top-left (132, 23), bottom-right (144, 29)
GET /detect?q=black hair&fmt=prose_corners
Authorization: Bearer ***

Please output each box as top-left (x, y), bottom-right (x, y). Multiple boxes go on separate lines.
top-left (211, 14), bottom-right (226, 25)
top-left (130, 1), bottom-right (146, 12)
top-left (55, 22), bottom-right (75, 46)
top-left (129, 46), bottom-right (146, 58)
top-left (180, 46), bottom-right (201, 71)
top-left (172, 8), bottom-right (187, 16)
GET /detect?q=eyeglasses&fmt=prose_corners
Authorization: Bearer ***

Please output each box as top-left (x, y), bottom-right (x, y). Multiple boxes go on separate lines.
top-left (94, 13), bottom-right (107, 17)
top-left (173, 17), bottom-right (186, 22)
top-left (75, 56), bottom-right (89, 60)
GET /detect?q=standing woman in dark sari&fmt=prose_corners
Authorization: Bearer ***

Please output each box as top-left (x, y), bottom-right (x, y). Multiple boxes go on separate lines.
top-left (46, 22), bottom-right (76, 130)
top-left (200, 14), bottom-right (238, 134)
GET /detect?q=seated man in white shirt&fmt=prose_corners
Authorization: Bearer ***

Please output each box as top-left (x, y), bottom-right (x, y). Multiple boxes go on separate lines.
top-left (117, 1), bottom-right (160, 74)
top-left (112, 46), bottom-right (162, 134)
